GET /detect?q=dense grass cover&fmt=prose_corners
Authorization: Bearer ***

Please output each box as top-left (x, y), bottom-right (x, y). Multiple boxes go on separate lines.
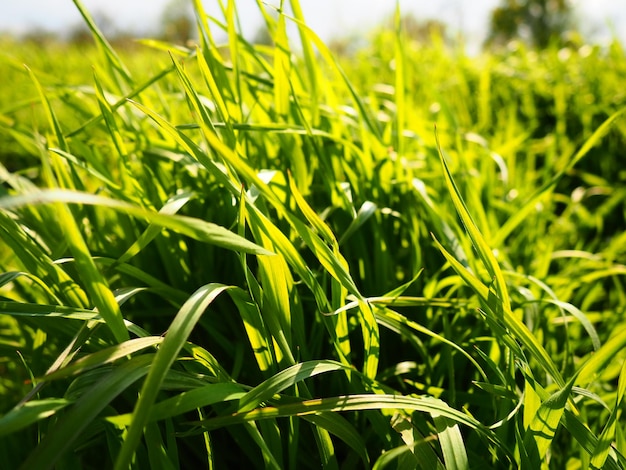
top-left (1, 0), bottom-right (626, 468)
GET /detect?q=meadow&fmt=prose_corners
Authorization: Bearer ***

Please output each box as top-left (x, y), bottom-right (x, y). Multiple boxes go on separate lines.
top-left (1, 0), bottom-right (626, 468)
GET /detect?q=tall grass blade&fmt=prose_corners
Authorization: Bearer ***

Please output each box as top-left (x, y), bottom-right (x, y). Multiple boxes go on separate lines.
top-left (114, 284), bottom-right (232, 470)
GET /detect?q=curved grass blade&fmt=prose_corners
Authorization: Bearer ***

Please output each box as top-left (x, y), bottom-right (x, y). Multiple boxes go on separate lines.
top-left (0, 190), bottom-right (273, 256)
top-left (114, 284), bottom-right (232, 470)
top-left (114, 190), bottom-right (194, 266)
top-left (0, 399), bottom-right (70, 438)
top-left (71, 0), bottom-right (133, 86)
top-left (19, 354), bottom-right (154, 470)
top-left (577, 327), bottom-right (626, 387)
top-left (198, 394), bottom-right (507, 455)
top-left (41, 337), bottom-right (163, 381)
top-left (561, 410), bottom-right (621, 470)
top-left (238, 360), bottom-right (350, 412)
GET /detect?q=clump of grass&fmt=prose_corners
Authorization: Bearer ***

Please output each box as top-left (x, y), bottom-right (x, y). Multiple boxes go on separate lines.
top-left (1, 0), bottom-right (626, 468)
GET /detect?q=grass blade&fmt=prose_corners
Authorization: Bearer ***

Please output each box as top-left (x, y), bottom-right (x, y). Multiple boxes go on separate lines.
top-left (114, 284), bottom-right (232, 470)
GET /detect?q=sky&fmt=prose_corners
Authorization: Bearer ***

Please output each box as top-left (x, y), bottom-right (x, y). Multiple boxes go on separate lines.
top-left (1, 0), bottom-right (624, 50)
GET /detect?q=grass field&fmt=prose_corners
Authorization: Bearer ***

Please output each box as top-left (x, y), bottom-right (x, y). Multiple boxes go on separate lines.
top-left (1, 0), bottom-right (626, 468)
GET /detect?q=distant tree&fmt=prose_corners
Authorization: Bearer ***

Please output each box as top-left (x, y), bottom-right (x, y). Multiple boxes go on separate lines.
top-left (397, 15), bottom-right (448, 44)
top-left (486, 0), bottom-right (575, 48)
top-left (22, 29), bottom-right (59, 47)
top-left (160, 0), bottom-right (195, 44)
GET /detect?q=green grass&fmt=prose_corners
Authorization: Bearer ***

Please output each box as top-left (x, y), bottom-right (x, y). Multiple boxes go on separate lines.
top-left (1, 0), bottom-right (626, 468)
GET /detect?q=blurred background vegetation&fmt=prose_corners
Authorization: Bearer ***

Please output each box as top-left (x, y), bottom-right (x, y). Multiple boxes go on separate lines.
top-left (0, 0), bottom-right (599, 52)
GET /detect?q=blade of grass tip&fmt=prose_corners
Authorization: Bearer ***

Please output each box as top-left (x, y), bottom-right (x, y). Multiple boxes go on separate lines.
top-left (114, 284), bottom-right (232, 470)
top-left (393, 1), bottom-right (406, 159)
top-left (337, 201), bottom-right (377, 246)
top-left (590, 360), bottom-right (626, 469)
top-left (380, 269), bottom-right (423, 299)
top-left (40, 337), bottom-right (163, 382)
top-left (544, 299), bottom-right (601, 351)
top-left (224, 0), bottom-right (244, 120)
top-left (113, 191), bottom-right (194, 267)
top-left (25, 66), bottom-right (68, 153)
top-left (19, 354), bottom-right (154, 470)
top-left (279, 11), bottom-right (382, 140)
top-left (71, 0), bottom-right (133, 87)
top-left (0, 272), bottom-right (57, 302)
top-left (435, 128), bottom-right (510, 311)
top-left (273, 1), bottom-right (291, 117)
top-left (288, 0), bottom-right (320, 124)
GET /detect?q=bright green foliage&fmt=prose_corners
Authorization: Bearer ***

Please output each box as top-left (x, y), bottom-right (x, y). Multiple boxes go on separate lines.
top-left (1, 1), bottom-right (626, 468)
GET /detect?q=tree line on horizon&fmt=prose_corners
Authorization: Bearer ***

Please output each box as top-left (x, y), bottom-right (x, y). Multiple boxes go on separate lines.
top-left (2, 0), bottom-right (587, 51)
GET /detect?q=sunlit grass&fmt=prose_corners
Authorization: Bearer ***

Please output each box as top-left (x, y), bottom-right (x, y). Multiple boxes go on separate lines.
top-left (1, 0), bottom-right (626, 468)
